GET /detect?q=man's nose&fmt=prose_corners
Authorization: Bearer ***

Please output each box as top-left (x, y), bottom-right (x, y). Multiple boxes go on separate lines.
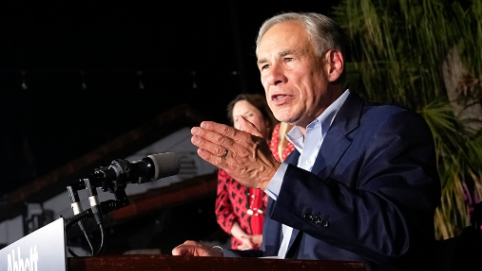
top-left (265, 63), bottom-right (286, 86)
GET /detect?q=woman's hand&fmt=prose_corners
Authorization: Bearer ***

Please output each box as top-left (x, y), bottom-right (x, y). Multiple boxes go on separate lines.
top-left (237, 234), bottom-right (263, 250)
top-left (231, 223), bottom-right (263, 250)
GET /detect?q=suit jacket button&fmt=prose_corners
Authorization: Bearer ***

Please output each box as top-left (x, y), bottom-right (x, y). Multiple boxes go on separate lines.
top-left (304, 213), bottom-right (314, 221)
top-left (321, 220), bottom-right (330, 228)
top-left (314, 217), bottom-right (322, 225)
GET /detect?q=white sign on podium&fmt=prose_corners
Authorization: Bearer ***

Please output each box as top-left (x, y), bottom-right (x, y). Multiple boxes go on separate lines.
top-left (0, 217), bottom-right (66, 271)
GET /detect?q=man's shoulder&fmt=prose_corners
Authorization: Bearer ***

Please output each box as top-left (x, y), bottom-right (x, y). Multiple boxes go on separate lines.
top-left (343, 91), bottom-right (420, 118)
top-left (335, 92), bottom-right (428, 135)
top-left (362, 100), bottom-right (422, 119)
top-left (358, 101), bottom-right (430, 134)
top-left (348, 92), bottom-right (414, 113)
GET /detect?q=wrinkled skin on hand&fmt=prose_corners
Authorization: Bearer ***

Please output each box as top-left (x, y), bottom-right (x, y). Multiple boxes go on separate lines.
top-left (172, 240), bottom-right (223, 257)
top-left (191, 118), bottom-right (281, 191)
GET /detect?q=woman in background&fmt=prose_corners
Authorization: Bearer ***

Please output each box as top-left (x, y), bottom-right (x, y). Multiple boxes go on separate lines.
top-left (215, 93), bottom-right (278, 250)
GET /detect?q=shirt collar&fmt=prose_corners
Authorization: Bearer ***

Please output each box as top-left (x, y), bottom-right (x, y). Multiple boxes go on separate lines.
top-left (286, 89), bottom-right (351, 152)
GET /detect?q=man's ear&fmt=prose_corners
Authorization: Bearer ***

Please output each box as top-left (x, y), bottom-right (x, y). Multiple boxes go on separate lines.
top-left (325, 49), bottom-right (344, 83)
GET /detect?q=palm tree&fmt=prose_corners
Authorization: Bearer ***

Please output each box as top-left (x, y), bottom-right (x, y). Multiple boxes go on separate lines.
top-left (332, 0), bottom-right (482, 239)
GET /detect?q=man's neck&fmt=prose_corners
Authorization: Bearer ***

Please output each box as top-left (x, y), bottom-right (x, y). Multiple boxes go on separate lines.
top-left (297, 86), bottom-right (345, 136)
top-left (293, 88), bottom-right (350, 137)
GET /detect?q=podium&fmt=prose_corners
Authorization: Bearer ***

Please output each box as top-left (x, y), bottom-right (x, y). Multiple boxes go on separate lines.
top-left (0, 218), bottom-right (365, 271)
top-left (68, 254), bottom-right (366, 271)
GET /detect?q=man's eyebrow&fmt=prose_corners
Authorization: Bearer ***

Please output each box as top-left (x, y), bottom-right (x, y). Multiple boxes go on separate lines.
top-left (257, 50), bottom-right (295, 66)
top-left (278, 50), bottom-right (294, 57)
top-left (257, 58), bottom-right (267, 66)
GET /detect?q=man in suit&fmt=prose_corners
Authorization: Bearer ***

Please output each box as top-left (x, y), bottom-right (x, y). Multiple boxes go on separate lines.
top-left (173, 12), bottom-right (441, 271)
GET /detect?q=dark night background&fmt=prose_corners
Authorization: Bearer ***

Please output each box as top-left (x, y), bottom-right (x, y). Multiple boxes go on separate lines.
top-left (0, 1), bottom-right (341, 198)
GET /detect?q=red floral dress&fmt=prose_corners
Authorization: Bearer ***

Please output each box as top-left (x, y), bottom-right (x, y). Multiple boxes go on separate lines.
top-left (269, 123), bottom-right (296, 162)
top-left (215, 169), bottom-right (268, 249)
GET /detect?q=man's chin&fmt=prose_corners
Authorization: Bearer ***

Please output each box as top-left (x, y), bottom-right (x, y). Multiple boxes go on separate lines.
top-left (274, 114), bottom-right (297, 125)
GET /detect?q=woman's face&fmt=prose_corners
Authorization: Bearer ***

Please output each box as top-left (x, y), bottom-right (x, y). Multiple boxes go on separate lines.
top-left (232, 100), bottom-right (269, 138)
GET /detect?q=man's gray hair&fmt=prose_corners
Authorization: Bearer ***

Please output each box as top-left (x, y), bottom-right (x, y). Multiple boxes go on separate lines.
top-left (255, 12), bottom-right (345, 57)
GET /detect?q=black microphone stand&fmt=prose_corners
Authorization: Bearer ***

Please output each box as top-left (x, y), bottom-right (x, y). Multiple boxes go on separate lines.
top-left (64, 161), bottom-right (132, 256)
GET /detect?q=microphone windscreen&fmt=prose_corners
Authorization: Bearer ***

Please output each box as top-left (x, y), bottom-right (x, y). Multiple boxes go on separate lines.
top-left (147, 152), bottom-right (181, 180)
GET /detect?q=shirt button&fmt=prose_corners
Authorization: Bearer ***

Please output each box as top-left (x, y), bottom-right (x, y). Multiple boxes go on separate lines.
top-left (306, 159), bottom-right (311, 164)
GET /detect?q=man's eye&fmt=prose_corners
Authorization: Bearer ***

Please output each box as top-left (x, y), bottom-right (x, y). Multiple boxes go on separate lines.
top-left (285, 58), bottom-right (293, 62)
top-left (261, 64), bottom-right (269, 70)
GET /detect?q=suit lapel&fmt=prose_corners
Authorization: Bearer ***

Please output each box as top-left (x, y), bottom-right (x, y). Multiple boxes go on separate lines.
top-left (311, 92), bottom-right (364, 179)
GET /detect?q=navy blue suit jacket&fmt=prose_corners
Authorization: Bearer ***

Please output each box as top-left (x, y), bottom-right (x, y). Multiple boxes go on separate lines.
top-left (237, 92), bottom-right (441, 271)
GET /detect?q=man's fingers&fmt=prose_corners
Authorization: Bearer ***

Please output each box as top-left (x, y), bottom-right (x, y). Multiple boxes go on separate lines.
top-left (172, 245), bottom-right (191, 256)
top-left (197, 148), bottom-right (227, 167)
top-left (172, 240), bottom-right (222, 257)
top-left (192, 126), bottom-right (237, 150)
top-left (192, 133), bottom-right (228, 157)
top-left (199, 121), bottom-right (252, 141)
top-left (172, 247), bottom-right (184, 256)
top-left (172, 240), bottom-right (202, 256)
top-left (238, 116), bottom-right (264, 138)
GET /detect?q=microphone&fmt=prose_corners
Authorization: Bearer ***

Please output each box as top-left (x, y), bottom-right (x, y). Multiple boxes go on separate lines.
top-left (73, 152), bottom-right (182, 190)
top-left (130, 152), bottom-right (182, 184)
top-left (108, 152), bottom-right (182, 185)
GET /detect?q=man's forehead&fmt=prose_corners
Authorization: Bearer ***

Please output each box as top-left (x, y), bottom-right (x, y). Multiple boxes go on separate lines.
top-left (257, 21), bottom-right (310, 59)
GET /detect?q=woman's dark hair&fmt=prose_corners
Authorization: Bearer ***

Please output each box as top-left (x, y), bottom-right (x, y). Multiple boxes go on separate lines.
top-left (226, 93), bottom-right (278, 139)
